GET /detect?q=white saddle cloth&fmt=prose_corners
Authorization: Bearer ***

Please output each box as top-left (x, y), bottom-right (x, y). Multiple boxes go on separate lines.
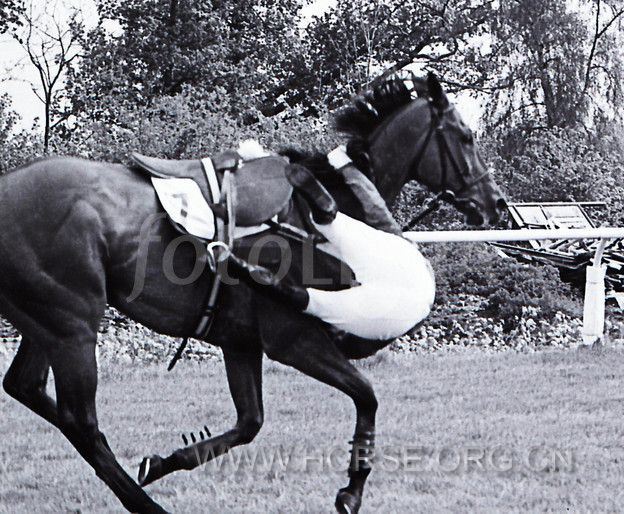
top-left (151, 157), bottom-right (271, 241)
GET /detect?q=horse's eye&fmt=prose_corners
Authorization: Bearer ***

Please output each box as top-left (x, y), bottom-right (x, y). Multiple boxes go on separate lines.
top-left (463, 133), bottom-right (474, 145)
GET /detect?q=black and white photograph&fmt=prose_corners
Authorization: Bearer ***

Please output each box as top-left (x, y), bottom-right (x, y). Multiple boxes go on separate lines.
top-left (1, 0), bottom-right (623, 512)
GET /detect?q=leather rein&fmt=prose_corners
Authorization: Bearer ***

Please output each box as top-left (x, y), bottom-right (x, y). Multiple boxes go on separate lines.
top-left (401, 101), bottom-right (490, 231)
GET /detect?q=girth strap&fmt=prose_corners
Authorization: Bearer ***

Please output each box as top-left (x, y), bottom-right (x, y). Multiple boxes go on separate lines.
top-left (167, 159), bottom-right (238, 371)
top-left (201, 157), bottom-right (221, 205)
top-left (193, 166), bottom-right (236, 337)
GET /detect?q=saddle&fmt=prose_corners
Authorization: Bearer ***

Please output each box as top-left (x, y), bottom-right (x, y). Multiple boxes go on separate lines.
top-left (130, 145), bottom-right (393, 361)
top-left (132, 150), bottom-right (293, 227)
top-left (131, 147), bottom-right (300, 356)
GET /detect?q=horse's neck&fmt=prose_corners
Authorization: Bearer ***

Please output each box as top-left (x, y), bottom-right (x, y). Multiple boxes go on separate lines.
top-left (365, 101), bottom-right (433, 204)
top-left (368, 162), bottom-right (410, 206)
top-left (345, 144), bottom-right (411, 206)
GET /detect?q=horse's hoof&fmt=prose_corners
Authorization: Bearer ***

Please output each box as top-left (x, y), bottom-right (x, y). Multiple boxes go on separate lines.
top-left (138, 455), bottom-right (163, 487)
top-left (335, 488), bottom-right (361, 514)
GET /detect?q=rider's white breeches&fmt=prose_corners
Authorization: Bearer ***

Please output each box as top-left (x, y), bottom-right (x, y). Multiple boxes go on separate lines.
top-left (304, 212), bottom-right (435, 340)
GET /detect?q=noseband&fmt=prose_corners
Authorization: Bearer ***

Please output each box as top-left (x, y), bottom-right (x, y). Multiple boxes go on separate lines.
top-left (402, 102), bottom-right (490, 230)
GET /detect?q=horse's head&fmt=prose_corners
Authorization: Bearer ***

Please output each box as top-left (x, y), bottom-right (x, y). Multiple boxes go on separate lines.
top-left (336, 73), bottom-right (506, 225)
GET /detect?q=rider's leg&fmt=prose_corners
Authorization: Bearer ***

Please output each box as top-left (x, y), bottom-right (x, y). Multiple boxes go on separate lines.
top-left (226, 253), bottom-right (310, 310)
top-left (312, 212), bottom-right (419, 284)
top-left (287, 164), bottom-right (435, 338)
top-left (304, 283), bottom-right (431, 339)
top-left (286, 163), bottom-right (422, 283)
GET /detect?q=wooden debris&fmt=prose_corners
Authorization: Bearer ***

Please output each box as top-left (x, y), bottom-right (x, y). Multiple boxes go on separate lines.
top-left (491, 202), bottom-right (624, 295)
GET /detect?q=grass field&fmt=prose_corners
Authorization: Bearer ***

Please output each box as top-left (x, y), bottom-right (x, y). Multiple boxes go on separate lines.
top-left (1, 346), bottom-right (624, 513)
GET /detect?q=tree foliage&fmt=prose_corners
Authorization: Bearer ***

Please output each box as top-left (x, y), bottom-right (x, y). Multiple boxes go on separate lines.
top-left (57, 0), bottom-right (624, 138)
top-left (63, 0), bottom-right (499, 122)
top-left (0, 94), bottom-right (43, 172)
top-left (65, 0), bottom-right (303, 125)
top-left (452, 0), bottom-right (624, 132)
top-left (483, 127), bottom-right (624, 224)
top-left (295, 0), bottom-right (493, 110)
top-left (0, 0), bottom-right (23, 33)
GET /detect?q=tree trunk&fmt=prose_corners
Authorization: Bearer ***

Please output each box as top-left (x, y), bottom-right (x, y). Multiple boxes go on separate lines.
top-left (44, 94), bottom-right (51, 153)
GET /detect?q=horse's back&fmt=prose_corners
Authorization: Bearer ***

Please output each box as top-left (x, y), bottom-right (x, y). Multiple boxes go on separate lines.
top-left (0, 157), bottom-right (152, 265)
top-left (2, 155), bottom-right (147, 211)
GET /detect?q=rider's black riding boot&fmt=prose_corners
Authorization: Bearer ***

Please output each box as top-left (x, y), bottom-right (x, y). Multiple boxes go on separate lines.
top-left (227, 253), bottom-right (310, 311)
top-left (286, 163), bottom-right (338, 224)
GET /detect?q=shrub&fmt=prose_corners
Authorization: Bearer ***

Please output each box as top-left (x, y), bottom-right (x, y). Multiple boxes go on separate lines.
top-left (53, 87), bottom-right (338, 163)
top-left (421, 242), bottom-right (582, 331)
top-left (482, 127), bottom-right (624, 226)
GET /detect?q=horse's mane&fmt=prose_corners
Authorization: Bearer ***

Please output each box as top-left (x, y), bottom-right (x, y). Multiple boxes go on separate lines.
top-left (281, 77), bottom-right (420, 179)
top-left (279, 148), bottom-right (344, 184)
top-left (334, 78), bottom-right (414, 140)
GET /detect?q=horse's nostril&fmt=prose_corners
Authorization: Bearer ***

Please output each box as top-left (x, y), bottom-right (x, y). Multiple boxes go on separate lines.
top-left (496, 198), bottom-right (507, 212)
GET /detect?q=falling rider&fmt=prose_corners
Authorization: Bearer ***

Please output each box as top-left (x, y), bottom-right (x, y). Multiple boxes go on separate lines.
top-left (223, 149), bottom-right (435, 341)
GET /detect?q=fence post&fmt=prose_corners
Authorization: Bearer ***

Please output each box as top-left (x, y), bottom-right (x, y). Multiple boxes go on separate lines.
top-left (581, 238), bottom-right (609, 345)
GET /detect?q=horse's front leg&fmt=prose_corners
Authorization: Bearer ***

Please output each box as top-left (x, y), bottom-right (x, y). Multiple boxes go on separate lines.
top-left (259, 309), bottom-right (377, 514)
top-left (138, 347), bottom-right (263, 485)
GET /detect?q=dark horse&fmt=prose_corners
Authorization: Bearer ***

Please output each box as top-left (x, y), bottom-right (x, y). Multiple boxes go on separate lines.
top-left (0, 74), bottom-right (504, 513)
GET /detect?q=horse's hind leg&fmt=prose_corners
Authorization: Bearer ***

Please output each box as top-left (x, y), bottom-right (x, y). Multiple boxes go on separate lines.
top-left (138, 347), bottom-right (264, 486)
top-left (258, 310), bottom-right (377, 514)
top-left (48, 335), bottom-right (168, 513)
top-left (0, 196), bottom-right (165, 512)
top-left (3, 337), bottom-right (58, 426)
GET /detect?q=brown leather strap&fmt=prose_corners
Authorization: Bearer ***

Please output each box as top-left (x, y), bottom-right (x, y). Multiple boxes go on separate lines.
top-left (192, 169), bottom-right (236, 340)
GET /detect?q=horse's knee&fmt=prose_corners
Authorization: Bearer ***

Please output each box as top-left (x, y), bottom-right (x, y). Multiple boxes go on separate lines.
top-left (3, 371), bottom-right (48, 404)
top-left (236, 414), bottom-right (263, 444)
top-left (58, 408), bottom-right (99, 441)
top-left (3, 343), bottom-right (50, 402)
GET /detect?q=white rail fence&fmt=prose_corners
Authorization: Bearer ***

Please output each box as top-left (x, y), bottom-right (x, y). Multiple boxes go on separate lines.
top-left (403, 228), bottom-right (624, 345)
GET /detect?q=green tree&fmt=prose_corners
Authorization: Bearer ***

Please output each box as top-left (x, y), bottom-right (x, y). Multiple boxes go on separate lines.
top-left (0, 94), bottom-right (43, 172)
top-left (0, 0), bottom-right (23, 33)
top-left (0, 94), bottom-right (19, 160)
top-left (65, 0), bottom-right (304, 126)
top-left (482, 127), bottom-right (624, 224)
top-left (456, 0), bottom-right (624, 133)
top-left (13, 2), bottom-right (81, 151)
top-left (295, 0), bottom-right (493, 111)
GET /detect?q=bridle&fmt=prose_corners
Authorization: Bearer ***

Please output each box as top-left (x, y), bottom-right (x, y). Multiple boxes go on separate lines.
top-left (401, 100), bottom-right (491, 230)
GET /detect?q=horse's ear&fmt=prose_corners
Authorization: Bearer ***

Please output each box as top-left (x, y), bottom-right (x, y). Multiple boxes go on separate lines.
top-left (427, 72), bottom-right (449, 109)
